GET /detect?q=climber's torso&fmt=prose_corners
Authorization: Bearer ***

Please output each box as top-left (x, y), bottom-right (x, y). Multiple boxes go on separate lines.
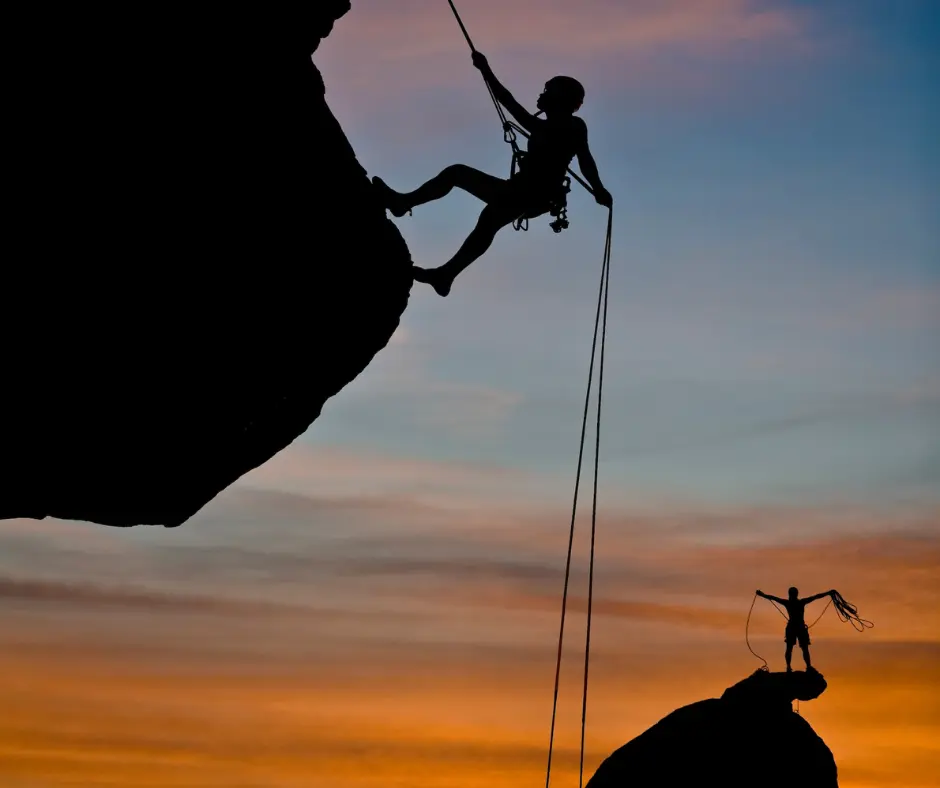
top-left (784, 600), bottom-right (807, 628)
top-left (513, 115), bottom-right (586, 192)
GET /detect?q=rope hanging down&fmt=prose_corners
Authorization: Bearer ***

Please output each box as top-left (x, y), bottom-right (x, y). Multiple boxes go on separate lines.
top-left (544, 209), bottom-right (613, 788)
top-left (444, 5), bottom-right (615, 784)
top-left (745, 592), bottom-right (768, 671)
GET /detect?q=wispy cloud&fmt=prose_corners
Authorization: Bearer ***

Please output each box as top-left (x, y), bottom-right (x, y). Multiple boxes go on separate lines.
top-left (0, 575), bottom-right (306, 617)
top-left (333, 324), bottom-right (526, 441)
top-left (317, 0), bottom-right (817, 116)
top-left (237, 442), bottom-right (544, 508)
top-left (329, 0), bottom-right (806, 62)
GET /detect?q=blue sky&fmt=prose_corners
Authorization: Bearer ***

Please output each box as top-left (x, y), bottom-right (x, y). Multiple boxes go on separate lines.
top-left (312, 0), bottom-right (939, 509)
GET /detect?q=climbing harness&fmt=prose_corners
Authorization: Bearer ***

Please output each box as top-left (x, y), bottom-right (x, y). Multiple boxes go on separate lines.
top-left (446, 0), bottom-right (594, 234)
top-left (549, 176), bottom-right (573, 234)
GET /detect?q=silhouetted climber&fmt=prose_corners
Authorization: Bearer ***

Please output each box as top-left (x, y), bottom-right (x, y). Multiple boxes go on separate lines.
top-left (372, 51), bottom-right (613, 297)
top-left (756, 587), bottom-right (835, 672)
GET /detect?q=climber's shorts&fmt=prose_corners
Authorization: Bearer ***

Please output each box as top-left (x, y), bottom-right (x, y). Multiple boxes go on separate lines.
top-left (491, 174), bottom-right (566, 223)
top-left (785, 622), bottom-right (810, 648)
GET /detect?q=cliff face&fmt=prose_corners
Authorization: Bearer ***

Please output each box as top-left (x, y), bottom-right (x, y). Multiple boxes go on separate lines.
top-left (587, 669), bottom-right (838, 788)
top-left (3, 4), bottom-right (412, 527)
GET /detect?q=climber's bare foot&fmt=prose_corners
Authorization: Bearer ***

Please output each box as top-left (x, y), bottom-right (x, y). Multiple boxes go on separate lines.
top-left (372, 176), bottom-right (411, 218)
top-left (412, 265), bottom-right (453, 297)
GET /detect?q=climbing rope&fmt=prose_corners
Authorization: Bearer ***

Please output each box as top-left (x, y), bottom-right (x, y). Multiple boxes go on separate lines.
top-left (445, 0), bottom-right (523, 176)
top-left (578, 210), bottom-right (612, 788)
top-left (807, 597), bottom-right (833, 629)
top-left (745, 592), bottom-right (769, 670)
top-left (768, 598), bottom-right (789, 621)
top-left (443, 5), bottom-right (616, 783)
top-left (830, 590), bottom-right (874, 631)
top-left (545, 209), bottom-right (613, 788)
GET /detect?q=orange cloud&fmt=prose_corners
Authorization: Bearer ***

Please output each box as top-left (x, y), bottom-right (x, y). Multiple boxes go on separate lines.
top-left (2, 612), bottom-right (936, 787)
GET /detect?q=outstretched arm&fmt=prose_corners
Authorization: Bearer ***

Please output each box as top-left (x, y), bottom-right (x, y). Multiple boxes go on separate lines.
top-left (802, 590), bottom-right (835, 604)
top-left (577, 130), bottom-right (612, 207)
top-left (756, 590), bottom-right (788, 605)
top-left (471, 52), bottom-right (538, 132)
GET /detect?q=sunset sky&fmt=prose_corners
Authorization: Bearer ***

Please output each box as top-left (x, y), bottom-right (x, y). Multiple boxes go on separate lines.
top-left (2, 1), bottom-right (938, 787)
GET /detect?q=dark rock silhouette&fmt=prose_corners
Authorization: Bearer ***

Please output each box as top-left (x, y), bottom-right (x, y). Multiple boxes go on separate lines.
top-left (587, 669), bottom-right (838, 788)
top-left (3, 3), bottom-right (412, 527)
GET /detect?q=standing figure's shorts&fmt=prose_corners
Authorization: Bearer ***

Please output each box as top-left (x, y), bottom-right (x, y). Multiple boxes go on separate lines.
top-left (785, 622), bottom-right (811, 648)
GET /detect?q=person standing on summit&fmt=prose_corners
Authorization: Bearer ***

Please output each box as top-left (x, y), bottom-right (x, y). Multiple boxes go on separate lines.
top-left (372, 51), bottom-right (613, 297)
top-left (756, 587), bottom-right (835, 672)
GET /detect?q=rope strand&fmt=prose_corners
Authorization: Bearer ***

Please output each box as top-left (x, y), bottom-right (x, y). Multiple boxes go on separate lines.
top-left (445, 0), bottom-right (476, 52)
top-left (544, 211), bottom-right (612, 788)
top-left (831, 591), bottom-right (874, 631)
top-left (745, 593), bottom-right (769, 670)
top-left (578, 210), bottom-right (613, 788)
top-left (442, 7), bottom-right (616, 784)
top-left (807, 597), bottom-right (832, 629)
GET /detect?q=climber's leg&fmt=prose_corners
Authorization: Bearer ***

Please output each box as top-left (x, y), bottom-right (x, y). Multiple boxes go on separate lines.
top-left (784, 628), bottom-right (795, 672)
top-left (373, 165), bottom-right (505, 217)
top-left (412, 200), bottom-right (522, 297)
top-left (800, 644), bottom-right (812, 670)
top-left (798, 626), bottom-right (812, 670)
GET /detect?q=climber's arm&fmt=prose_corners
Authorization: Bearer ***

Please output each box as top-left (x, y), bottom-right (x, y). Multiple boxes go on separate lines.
top-left (471, 52), bottom-right (539, 132)
top-left (577, 127), bottom-right (612, 207)
top-left (802, 590), bottom-right (835, 604)
top-left (757, 590), bottom-right (788, 605)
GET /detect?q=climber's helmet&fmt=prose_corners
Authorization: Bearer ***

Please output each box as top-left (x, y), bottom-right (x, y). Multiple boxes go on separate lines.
top-left (537, 76), bottom-right (585, 114)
